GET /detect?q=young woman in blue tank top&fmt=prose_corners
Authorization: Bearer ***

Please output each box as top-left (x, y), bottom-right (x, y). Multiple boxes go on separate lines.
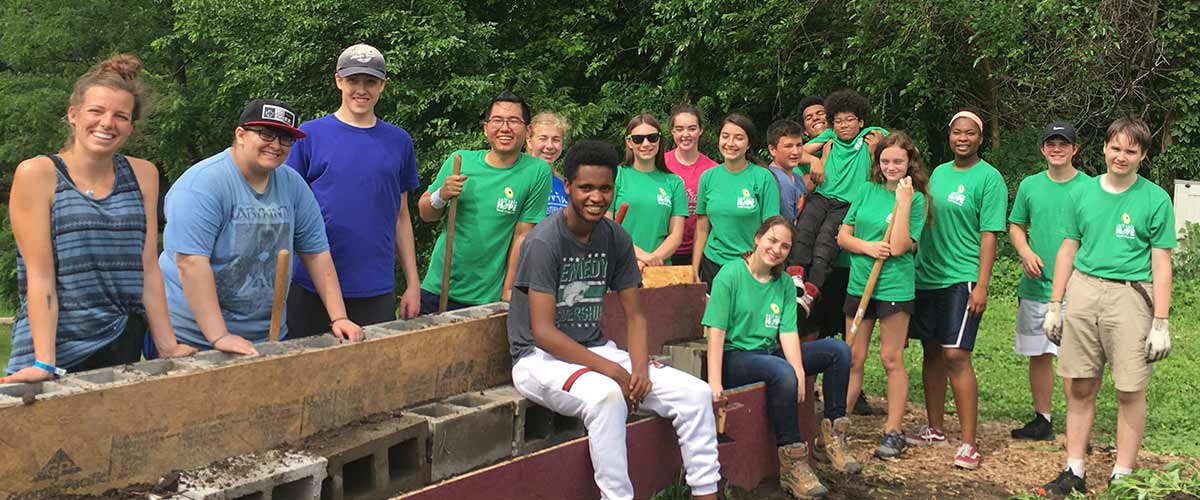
top-left (2, 54), bottom-right (196, 383)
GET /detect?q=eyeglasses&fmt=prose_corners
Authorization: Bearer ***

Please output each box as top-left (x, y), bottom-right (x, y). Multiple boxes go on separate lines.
top-left (484, 116), bottom-right (526, 127)
top-left (627, 133), bottom-right (661, 144)
top-left (243, 127), bottom-right (296, 146)
top-left (833, 117), bottom-right (860, 127)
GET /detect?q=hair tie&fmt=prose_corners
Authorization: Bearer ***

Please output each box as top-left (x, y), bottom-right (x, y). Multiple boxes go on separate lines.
top-left (948, 111), bottom-right (984, 132)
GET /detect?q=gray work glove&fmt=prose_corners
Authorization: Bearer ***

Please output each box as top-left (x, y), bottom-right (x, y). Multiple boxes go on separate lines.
top-left (1043, 301), bottom-right (1064, 346)
top-left (1146, 317), bottom-right (1171, 362)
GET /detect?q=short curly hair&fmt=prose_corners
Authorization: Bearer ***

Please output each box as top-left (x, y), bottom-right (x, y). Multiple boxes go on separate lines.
top-left (824, 89), bottom-right (868, 125)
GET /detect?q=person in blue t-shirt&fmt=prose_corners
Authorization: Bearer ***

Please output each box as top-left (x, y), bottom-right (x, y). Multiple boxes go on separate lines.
top-left (284, 44), bottom-right (423, 336)
top-left (526, 111), bottom-right (570, 216)
top-left (160, 99), bottom-right (364, 354)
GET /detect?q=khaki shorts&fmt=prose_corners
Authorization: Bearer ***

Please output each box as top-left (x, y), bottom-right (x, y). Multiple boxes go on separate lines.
top-left (1057, 270), bottom-right (1154, 392)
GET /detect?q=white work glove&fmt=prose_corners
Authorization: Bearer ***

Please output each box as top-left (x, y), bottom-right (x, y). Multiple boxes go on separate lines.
top-left (1043, 301), bottom-right (1063, 345)
top-left (1146, 318), bottom-right (1171, 362)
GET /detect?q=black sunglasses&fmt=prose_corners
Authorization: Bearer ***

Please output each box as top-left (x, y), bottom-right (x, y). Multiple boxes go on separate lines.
top-left (244, 126), bottom-right (297, 146)
top-left (627, 133), bottom-right (661, 144)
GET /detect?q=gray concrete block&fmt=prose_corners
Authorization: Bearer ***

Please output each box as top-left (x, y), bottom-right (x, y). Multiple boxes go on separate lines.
top-left (253, 341), bottom-right (300, 356)
top-left (61, 366), bottom-right (141, 389)
top-left (361, 325), bottom-right (395, 340)
top-left (304, 414), bottom-right (429, 500)
top-left (660, 339), bottom-right (709, 379)
top-left (447, 303), bottom-right (507, 320)
top-left (403, 395), bottom-right (515, 482)
top-left (372, 315), bottom-right (449, 333)
top-left (191, 349), bottom-right (253, 366)
top-left (0, 380), bottom-right (80, 400)
top-left (121, 358), bottom-right (203, 377)
top-left (291, 335), bottom-right (341, 350)
top-left (478, 385), bottom-right (585, 457)
top-left (179, 450), bottom-right (327, 500)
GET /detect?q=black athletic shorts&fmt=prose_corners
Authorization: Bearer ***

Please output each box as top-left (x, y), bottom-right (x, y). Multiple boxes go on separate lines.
top-left (843, 294), bottom-right (915, 321)
top-left (910, 282), bottom-right (982, 351)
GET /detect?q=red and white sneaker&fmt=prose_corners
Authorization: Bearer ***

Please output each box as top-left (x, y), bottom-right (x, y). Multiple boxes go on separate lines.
top-left (905, 425), bottom-right (948, 446)
top-left (953, 443), bottom-right (981, 470)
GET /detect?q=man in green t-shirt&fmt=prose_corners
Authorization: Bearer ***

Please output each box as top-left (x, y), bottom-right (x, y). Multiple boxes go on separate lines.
top-left (1038, 117), bottom-right (1175, 497)
top-left (417, 90), bottom-right (551, 314)
top-left (1007, 122), bottom-right (1091, 442)
top-left (789, 89), bottom-right (885, 301)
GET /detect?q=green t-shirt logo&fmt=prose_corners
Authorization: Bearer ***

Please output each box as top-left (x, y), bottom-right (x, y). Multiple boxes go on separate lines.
top-left (948, 184), bottom-right (967, 206)
top-left (656, 186), bottom-right (672, 207)
top-left (736, 188), bottom-right (757, 210)
top-left (497, 186), bottom-right (519, 214)
top-left (764, 302), bottom-right (782, 329)
top-left (1116, 212), bottom-right (1136, 240)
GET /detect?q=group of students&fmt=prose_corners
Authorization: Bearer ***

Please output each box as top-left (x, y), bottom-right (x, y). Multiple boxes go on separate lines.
top-left (1, 42), bottom-right (1177, 500)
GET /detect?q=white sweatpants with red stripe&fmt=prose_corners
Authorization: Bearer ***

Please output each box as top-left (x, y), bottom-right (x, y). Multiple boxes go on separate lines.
top-left (512, 341), bottom-right (721, 499)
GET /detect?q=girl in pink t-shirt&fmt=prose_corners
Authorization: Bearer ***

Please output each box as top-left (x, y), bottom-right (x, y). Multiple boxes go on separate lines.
top-left (665, 103), bottom-right (718, 265)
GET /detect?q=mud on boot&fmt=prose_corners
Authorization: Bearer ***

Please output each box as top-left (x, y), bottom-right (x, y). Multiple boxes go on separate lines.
top-left (778, 442), bottom-right (828, 499)
top-left (821, 417), bottom-right (863, 474)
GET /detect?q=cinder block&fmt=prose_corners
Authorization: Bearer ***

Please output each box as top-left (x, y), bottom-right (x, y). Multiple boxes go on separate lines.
top-left (479, 385), bottom-right (585, 456)
top-left (0, 381), bottom-right (80, 400)
top-left (660, 339), bottom-right (708, 379)
top-left (361, 325), bottom-right (395, 340)
top-left (404, 395), bottom-right (515, 482)
top-left (373, 315), bottom-right (456, 333)
top-left (61, 366), bottom-right (141, 389)
top-left (305, 414), bottom-right (430, 500)
top-left (291, 335), bottom-right (341, 349)
top-left (447, 303), bottom-right (507, 320)
top-left (191, 349), bottom-right (252, 366)
top-left (179, 450), bottom-right (327, 500)
top-left (253, 341), bottom-right (300, 356)
top-left (122, 358), bottom-right (203, 377)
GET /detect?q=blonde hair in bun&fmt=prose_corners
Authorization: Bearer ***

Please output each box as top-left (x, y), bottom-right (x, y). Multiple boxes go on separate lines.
top-left (69, 53), bottom-right (148, 121)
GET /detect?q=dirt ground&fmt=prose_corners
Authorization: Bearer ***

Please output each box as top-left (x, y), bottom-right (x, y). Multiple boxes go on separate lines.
top-left (728, 394), bottom-right (1193, 500)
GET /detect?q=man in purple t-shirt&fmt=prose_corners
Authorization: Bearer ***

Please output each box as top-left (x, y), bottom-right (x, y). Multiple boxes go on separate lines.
top-left (284, 44), bottom-right (422, 337)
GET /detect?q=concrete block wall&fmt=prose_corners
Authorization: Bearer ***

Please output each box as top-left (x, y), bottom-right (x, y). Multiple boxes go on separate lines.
top-left (403, 393), bottom-right (516, 482)
top-left (478, 386), bottom-right (585, 456)
top-left (178, 451), bottom-right (327, 500)
top-left (304, 415), bottom-right (430, 500)
top-left (660, 339), bottom-right (709, 379)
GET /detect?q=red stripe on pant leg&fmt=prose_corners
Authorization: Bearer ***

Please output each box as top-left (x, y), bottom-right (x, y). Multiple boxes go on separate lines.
top-left (563, 368), bottom-right (593, 392)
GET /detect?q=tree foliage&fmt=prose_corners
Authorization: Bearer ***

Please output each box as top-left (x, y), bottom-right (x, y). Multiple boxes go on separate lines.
top-left (0, 0), bottom-right (1196, 309)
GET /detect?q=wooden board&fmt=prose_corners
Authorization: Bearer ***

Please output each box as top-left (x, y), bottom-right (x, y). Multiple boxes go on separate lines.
top-left (0, 315), bottom-right (511, 498)
top-left (641, 265), bottom-right (694, 288)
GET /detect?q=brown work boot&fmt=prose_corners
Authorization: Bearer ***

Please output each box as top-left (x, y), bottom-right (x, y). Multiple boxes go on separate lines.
top-left (811, 426), bottom-right (829, 463)
top-left (821, 417), bottom-right (863, 474)
top-left (777, 442), bottom-right (828, 499)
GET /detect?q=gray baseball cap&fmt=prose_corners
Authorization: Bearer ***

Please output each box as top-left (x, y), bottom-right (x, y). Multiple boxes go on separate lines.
top-left (336, 44), bottom-right (386, 80)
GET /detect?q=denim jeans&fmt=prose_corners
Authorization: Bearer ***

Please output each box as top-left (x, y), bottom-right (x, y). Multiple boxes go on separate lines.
top-left (722, 338), bottom-right (851, 446)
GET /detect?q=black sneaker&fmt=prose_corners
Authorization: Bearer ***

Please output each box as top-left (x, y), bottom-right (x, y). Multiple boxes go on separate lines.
top-left (853, 392), bottom-right (874, 416)
top-left (874, 430), bottom-right (907, 459)
top-left (1037, 469), bottom-right (1086, 497)
top-left (1011, 413), bottom-right (1054, 440)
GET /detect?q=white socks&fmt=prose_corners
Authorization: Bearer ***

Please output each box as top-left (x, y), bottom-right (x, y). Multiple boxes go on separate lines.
top-left (1112, 465), bottom-right (1132, 479)
top-left (1039, 412), bottom-right (1052, 423)
top-left (1067, 458), bottom-right (1086, 478)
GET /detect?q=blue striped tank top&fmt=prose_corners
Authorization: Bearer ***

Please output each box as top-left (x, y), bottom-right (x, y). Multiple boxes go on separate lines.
top-left (6, 154), bottom-right (147, 374)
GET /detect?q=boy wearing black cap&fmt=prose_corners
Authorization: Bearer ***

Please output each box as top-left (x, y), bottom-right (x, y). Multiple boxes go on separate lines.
top-left (160, 99), bottom-right (363, 354)
top-left (285, 44), bottom-right (423, 336)
top-left (1007, 121), bottom-right (1091, 442)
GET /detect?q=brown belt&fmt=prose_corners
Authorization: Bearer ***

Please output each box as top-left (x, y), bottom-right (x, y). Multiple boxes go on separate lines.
top-left (1091, 274), bottom-right (1154, 311)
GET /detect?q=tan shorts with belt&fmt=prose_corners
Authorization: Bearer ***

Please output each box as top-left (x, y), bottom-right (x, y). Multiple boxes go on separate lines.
top-left (1057, 270), bottom-right (1154, 392)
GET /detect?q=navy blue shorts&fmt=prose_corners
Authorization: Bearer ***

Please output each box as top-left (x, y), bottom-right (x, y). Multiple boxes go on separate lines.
top-left (911, 282), bottom-right (981, 351)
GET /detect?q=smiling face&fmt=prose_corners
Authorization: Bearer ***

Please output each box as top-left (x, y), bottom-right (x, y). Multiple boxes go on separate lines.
top-left (565, 164), bottom-right (615, 224)
top-left (754, 224), bottom-right (793, 267)
top-left (718, 122), bottom-right (749, 162)
top-left (769, 134), bottom-right (804, 169)
top-left (1041, 137), bottom-right (1078, 169)
top-left (671, 112), bottom-right (702, 153)
top-left (1104, 132), bottom-right (1146, 178)
top-left (801, 104), bottom-right (827, 138)
top-left (335, 74), bottom-right (384, 117)
top-left (625, 123), bottom-right (661, 164)
top-left (527, 124), bottom-right (565, 164)
top-left (832, 111), bottom-right (863, 142)
top-left (878, 145), bottom-right (910, 182)
top-left (949, 117), bottom-right (982, 159)
top-left (483, 101), bottom-right (528, 155)
top-left (233, 125), bottom-right (295, 173)
top-left (66, 85), bottom-right (136, 155)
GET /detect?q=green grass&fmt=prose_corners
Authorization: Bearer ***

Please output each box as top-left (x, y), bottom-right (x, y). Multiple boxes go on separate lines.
top-left (858, 295), bottom-right (1200, 456)
top-left (0, 323), bottom-right (9, 368)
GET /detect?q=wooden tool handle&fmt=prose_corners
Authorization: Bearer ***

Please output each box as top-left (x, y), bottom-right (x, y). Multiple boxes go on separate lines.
top-left (847, 200), bottom-right (900, 345)
top-left (268, 249), bottom-right (290, 342)
top-left (615, 202), bottom-right (629, 224)
top-left (439, 154), bottom-right (463, 313)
